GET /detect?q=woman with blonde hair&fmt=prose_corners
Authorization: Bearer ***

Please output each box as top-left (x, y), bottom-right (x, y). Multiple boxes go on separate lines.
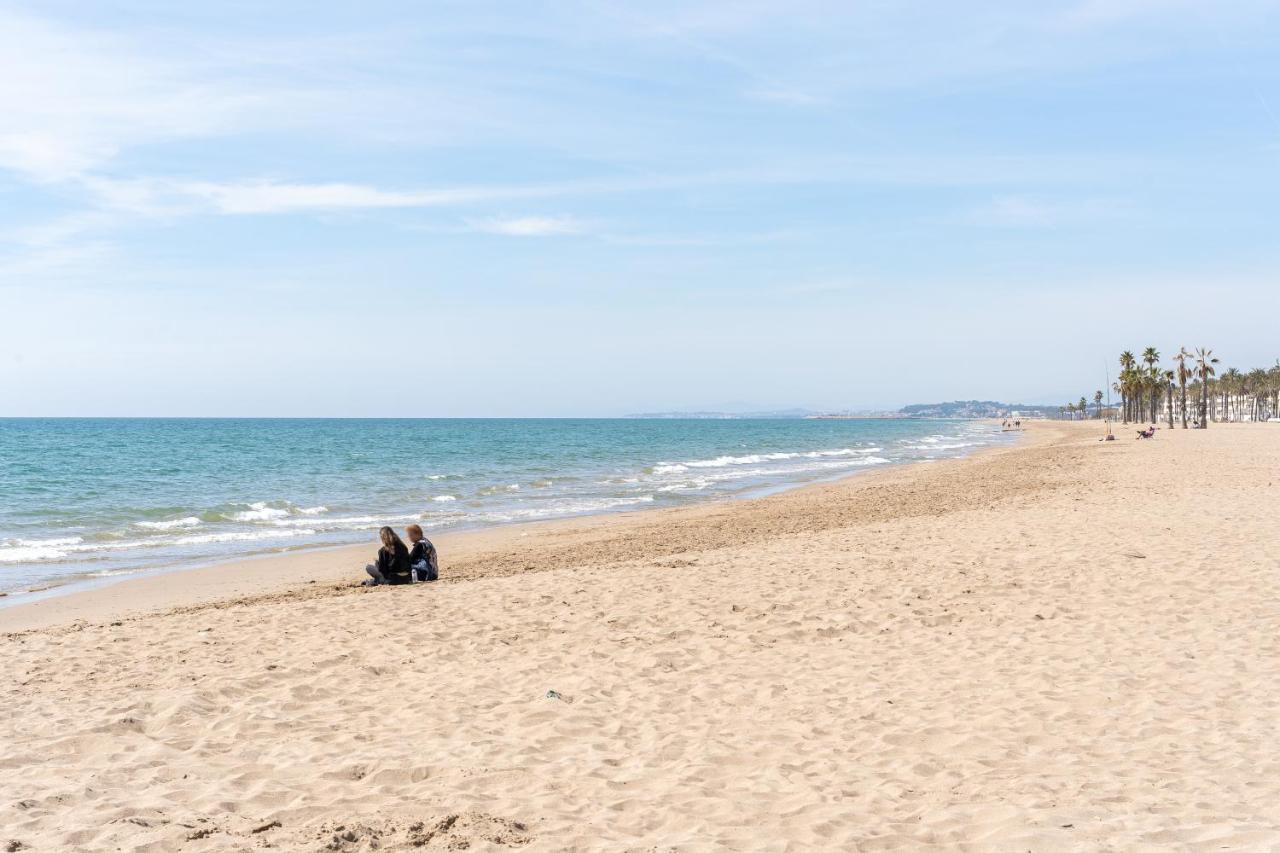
top-left (363, 526), bottom-right (412, 585)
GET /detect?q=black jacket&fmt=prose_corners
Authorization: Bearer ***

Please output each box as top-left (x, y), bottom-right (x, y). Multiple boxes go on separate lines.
top-left (376, 541), bottom-right (412, 584)
top-left (409, 538), bottom-right (438, 580)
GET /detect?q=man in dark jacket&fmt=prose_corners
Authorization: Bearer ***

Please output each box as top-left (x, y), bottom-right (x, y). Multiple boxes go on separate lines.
top-left (406, 523), bottom-right (438, 582)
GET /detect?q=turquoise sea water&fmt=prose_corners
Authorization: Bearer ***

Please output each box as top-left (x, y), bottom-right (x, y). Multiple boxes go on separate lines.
top-left (0, 418), bottom-right (1008, 599)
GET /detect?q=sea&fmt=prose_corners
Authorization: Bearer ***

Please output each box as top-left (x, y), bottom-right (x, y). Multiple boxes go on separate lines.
top-left (0, 418), bottom-right (1010, 601)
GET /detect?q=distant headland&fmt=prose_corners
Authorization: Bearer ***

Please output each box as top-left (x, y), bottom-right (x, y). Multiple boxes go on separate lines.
top-left (626, 401), bottom-right (1057, 420)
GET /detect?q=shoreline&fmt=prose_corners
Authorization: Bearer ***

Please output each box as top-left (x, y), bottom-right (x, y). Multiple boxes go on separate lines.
top-left (0, 424), bottom-right (1028, 633)
top-left (8, 420), bottom-right (1280, 849)
top-left (0, 417), bottom-right (1008, 610)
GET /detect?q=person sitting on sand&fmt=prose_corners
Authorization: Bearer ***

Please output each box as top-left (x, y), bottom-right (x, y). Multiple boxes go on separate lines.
top-left (364, 526), bottom-right (412, 585)
top-left (406, 523), bottom-right (438, 582)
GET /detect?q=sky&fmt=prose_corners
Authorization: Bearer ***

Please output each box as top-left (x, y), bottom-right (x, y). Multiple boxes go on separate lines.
top-left (1, 0), bottom-right (1279, 416)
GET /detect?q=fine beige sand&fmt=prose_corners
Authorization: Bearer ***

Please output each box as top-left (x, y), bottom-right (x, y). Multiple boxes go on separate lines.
top-left (4, 421), bottom-right (1280, 851)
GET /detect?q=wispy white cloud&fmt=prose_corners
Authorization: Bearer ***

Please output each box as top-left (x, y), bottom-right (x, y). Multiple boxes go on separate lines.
top-left (1056, 0), bottom-right (1200, 30)
top-left (775, 279), bottom-right (861, 296)
top-left (959, 195), bottom-right (1134, 228)
top-left (466, 216), bottom-right (585, 237)
top-left (0, 240), bottom-right (117, 282)
top-left (965, 196), bottom-right (1062, 228)
top-left (0, 10), bottom-right (265, 182)
top-left (72, 177), bottom-right (606, 217)
top-left (76, 155), bottom-right (1146, 218)
top-left (744, 87), bottom-right (823, 106)
top-left (4, 211), bottom-right (115, 249)
top-left (0, 9), bottom-right (460, 185)
top-left (180, 181), bottom-right (515, 215)
top-left (4, 0), bottom-right (1275, 194)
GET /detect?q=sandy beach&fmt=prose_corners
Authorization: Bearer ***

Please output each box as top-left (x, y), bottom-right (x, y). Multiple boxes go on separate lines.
top-left (4, 420), bottom-right (1280, 850)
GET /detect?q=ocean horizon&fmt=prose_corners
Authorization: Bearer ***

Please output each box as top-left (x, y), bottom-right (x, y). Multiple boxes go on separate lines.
top-left (0, 417), bottom-right (1010, 600)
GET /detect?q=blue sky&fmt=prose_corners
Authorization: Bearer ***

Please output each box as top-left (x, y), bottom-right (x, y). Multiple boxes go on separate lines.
top-left (2, 0), bottom-right (1278, 416)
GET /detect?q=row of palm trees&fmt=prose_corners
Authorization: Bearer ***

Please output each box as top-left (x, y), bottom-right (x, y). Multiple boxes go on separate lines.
top-left (1058, 395), bottom-right (1098, 420)
top-left (1105, 348), bottom-right (1280, 427)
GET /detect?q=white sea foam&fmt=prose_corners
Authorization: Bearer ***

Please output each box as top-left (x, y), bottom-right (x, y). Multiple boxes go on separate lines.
top-left (135, 516), bottom-right (202, 531)
top-left (685, 452), bottom-right (793, 468)
top-left (171, 528), bottom-right (316, 546)
top-left (274, 513), bottom-right (421, 530)
top-left (431, 495), bottom-right (457, 502)
top-left (228, 502), bottom-right (291, 522)
top-left (0, 545), bottom-right (71, 563)
top-left (275, 514), bottom-right (377, 527)
top-left (654, 455), bottom-right (890, 493)
top-left (654, 447), bottom-right (882, 473)
top-left (480, 494), bottom-right (655, 522)
top-left (476, 483), bottom-right (522, 496)
top-left (7, 536), bottom-right (84, 548)
top-left (657, 478), bottom-right (715, 492)
top-left (0, 536), bottom-right (85, 563)
top-left (87, 567), bottom-right (148, 579)
top-left (903, 440), bottom-right (976, 451)
top-left (298, 506), bottom-right (328, 515)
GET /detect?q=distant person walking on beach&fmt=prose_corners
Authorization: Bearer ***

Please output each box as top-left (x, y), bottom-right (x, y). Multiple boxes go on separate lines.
top-left (406, 523), bottom-right (438, 582)
top-left (364, 526), bottom-right (412, 585)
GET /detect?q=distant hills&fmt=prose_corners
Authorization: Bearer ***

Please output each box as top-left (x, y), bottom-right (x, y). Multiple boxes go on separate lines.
top-left (626, 400), bottom-right (1057, 419)
top-left (624, 408), bottom-right (818, 419)
top-left (897, 400), bottom-right (1058, 419)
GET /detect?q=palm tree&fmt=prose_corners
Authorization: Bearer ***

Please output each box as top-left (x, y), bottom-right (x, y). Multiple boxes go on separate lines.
top-left (1078, 396), bottom-right (1088, 420)
top-left (1174, 347), bottom-right (1192, 428)
top-left (1220, 368), bottom-right (1242, 422)
top-left (1119, 351), bottom-right (1136, 423)
top-left (1094, 390), bottom-right (1103, 419)
top-left (1141, 348), bottom-right (1160, 422)
top-left (1194, 347), bottom-right (1218, 428)
top-left (1152, 367), bottom-right (1164, 422)
top-left (1247, 367), bottom-right (1270, 421)
top-left (1269, 363), bottom-right (1280, 420)
top-left (1163, 369), bottom-right (1175, 428)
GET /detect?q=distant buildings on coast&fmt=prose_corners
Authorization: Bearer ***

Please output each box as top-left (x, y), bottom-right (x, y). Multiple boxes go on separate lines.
top-left (627, 400), bottom-right (1057, 420)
